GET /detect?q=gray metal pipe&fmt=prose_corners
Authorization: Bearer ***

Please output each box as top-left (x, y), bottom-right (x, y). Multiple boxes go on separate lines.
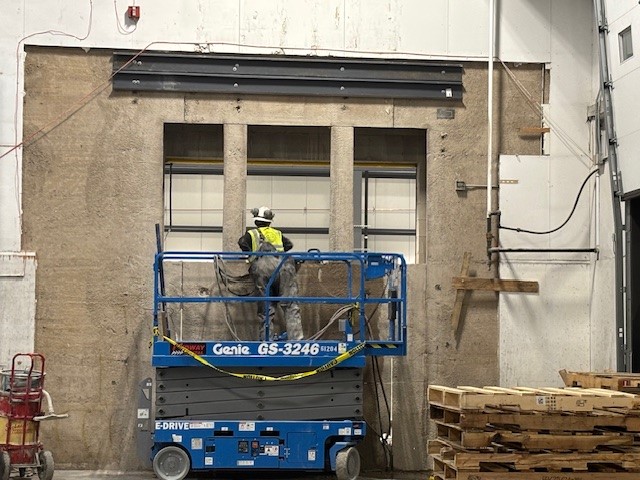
top-left (594, 0), bottom-right (627, 371)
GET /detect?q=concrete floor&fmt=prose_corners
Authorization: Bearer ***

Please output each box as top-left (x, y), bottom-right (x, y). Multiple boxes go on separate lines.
top-left (11, 470), bottom-right (429, 480)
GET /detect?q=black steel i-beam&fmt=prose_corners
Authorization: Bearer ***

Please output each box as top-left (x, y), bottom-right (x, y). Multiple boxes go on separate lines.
top-left (112, 51), bottom-right (463, 100)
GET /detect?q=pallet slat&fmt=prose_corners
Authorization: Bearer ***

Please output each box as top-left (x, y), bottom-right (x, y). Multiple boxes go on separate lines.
top-left (561, 370), bottom-right (640, 392)
top-left (435, 421), bottom-right (635, 451)
top-left (428, 385), bottom-right (640, 413)
top-left (429, 404), bottom-right (640, 432)
top-left (453, 449), bottom-right (640, 470)
top-left (432, 472), bottom-right (640, 480)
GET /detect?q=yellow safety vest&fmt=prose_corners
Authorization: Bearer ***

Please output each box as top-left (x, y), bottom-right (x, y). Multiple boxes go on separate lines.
top-left (249, 227), bottom-right (285, 252)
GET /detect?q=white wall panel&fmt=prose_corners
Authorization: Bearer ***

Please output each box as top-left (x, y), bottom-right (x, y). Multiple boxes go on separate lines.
top-left (499, 154), bottom-right (610, 387)
top-left (605, 0), bottom-right (638, 24)
top-left (547, 1), bottom-right (595, 158)
top-left (499, 155), bottom-right (551, 261)
top-left (611, 73), bottom-right (640, 140)
top-left (0, 254), bottom-right (36, 366)
top-left (606, 3), bottom-right (640, 194)
top-left (617, 135), bottom-right (640, 195)
top-left (307, 178), bottom-right (331, 210)
top-left (547, 159), bottom-right (593, 259)
top-left (497, 0), bottom-right (551, 61)
top-left (0, 1), bottom-right (25, 253)
top-left (201, 176), bottom-right (225, 225)
top-left (241, 0), bottom-right (343, 52)
top-left (22, 0), bottom-right (242, 51)
top-left (499, 263), bottom-right (591, 387)
top-left (500, 155), bottom-right (595, 261)
top-left (246, 175), bottom-right (330, 231)
top-left (6, 0), bottom-right (570, 59)
top-left (448, 1), bottom-right (489, 57)
top-left (246, 177), bottom-right (272, 209)
top-left (344, 0), bottom-right (448, 55)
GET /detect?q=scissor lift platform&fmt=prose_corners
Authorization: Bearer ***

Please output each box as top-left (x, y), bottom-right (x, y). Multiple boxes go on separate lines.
top-left (141, 250), bottom-right (407, 480)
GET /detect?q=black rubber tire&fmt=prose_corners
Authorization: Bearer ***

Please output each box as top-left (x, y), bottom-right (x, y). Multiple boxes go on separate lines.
top-left (19, 467), bottom-right (26, 478)
top-left (335, 446), bottom-right (360, 480)
top-left (153, 446), bottom-right (191, 480)
top-left (38, 451), bottom-right (54, 480)
top-left (0, 451), bottom-right (10, 480)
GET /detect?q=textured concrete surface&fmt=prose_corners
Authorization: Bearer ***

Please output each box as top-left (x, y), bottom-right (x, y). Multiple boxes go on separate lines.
top-left (31, 472), bottom-right (427, 480)
top-left (330, 126), bottom-right (354, 251)
top-left (222, 124), bottom-right (248, 251)
top-left (21, 47), bottom-right (542, 471)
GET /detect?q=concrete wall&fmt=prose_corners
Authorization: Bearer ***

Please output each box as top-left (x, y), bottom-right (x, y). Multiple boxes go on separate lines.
top-left (21, 48), bottom-right (542, 469)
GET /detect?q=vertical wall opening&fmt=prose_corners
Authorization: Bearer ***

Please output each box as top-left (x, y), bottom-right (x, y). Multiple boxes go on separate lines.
top-left (246, 125), bottom-right (331, 252)
top-left (354, 127), bottom-right (426, 264)
top-left (163, 123), bottom-right (224, 250)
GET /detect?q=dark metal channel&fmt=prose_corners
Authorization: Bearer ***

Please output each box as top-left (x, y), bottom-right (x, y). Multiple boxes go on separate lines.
top-left (489, 248), bottom-right (598, 253)
top-left (113, 51), bottom-right (463, 100)
top-left (164, 226), bottom-right (415, 236)
top-left (164, 164), bottom-right (416, 179)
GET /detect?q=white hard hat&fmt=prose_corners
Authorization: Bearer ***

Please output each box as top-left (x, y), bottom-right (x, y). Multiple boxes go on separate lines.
top-left (251, 206), bottom-right (274, 223)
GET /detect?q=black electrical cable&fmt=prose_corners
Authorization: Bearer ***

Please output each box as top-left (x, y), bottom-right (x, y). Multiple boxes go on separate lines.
top-left (371, 359), bottom-right (389, 468)
top-left (214, 257), bottom-right (255, 297)
top-left (500, 168), bottom-right (598, 235)
top-left (365, 313), bottom-right (394, 471)
top-left (372, 355), bottom-right (393, 471)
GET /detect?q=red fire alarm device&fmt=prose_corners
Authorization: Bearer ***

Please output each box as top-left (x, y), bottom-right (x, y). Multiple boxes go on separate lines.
top-left (127, 6), bottom-right (140, 20)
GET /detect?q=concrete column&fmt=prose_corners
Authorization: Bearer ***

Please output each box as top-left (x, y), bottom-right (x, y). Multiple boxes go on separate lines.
top-left (330, 126), bottom-right (354, 251)
top-left (222, 123), bottom-right (247, 251)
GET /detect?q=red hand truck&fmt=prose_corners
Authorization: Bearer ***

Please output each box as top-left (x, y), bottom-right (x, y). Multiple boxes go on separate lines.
top-left (0, 354), bottom-right (55, 480)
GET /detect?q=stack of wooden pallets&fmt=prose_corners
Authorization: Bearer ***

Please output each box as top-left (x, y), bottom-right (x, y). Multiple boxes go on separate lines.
top-left (427, 385), bottom-right (640, 480)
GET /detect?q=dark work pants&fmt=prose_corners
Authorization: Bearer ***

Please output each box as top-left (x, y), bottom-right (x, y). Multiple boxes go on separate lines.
top-left (249, 255), bottom-right (303, 341)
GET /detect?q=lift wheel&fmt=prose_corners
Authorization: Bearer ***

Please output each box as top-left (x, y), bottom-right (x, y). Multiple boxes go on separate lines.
top-left (153, 445), bottom-right (191, 480)
top-left (336, 446), bottom-right (361, 480)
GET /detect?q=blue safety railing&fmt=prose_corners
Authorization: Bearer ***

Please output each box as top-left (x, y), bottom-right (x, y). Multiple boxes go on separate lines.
top-left (151, 251), bottom-right (407, 368)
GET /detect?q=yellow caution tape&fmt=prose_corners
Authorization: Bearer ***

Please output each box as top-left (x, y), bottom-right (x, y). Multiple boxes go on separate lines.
top-left (152, 327), bottom-right (366, 381)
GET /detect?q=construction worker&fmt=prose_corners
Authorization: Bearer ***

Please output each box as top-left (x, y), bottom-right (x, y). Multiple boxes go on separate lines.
top-left (238, 206), bottom-right (304, 341)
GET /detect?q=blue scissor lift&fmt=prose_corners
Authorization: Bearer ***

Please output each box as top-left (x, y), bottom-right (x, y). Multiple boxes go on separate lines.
top-left (144, 250), bottom-right (407, 480)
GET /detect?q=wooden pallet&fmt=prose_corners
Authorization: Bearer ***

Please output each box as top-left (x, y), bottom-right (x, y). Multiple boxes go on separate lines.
top-left (432, 472), bottom-right (640, 480)
top-left (429, 404), bottom-right (640, 432)
top-left (428, 385), bottom-right (640, 413)
top-left (435, 421), bottom-right (635, 451)
top-left (561, 370), bottom-right (640, 393)
top-left (429, 439), bottom-right (640, 472)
